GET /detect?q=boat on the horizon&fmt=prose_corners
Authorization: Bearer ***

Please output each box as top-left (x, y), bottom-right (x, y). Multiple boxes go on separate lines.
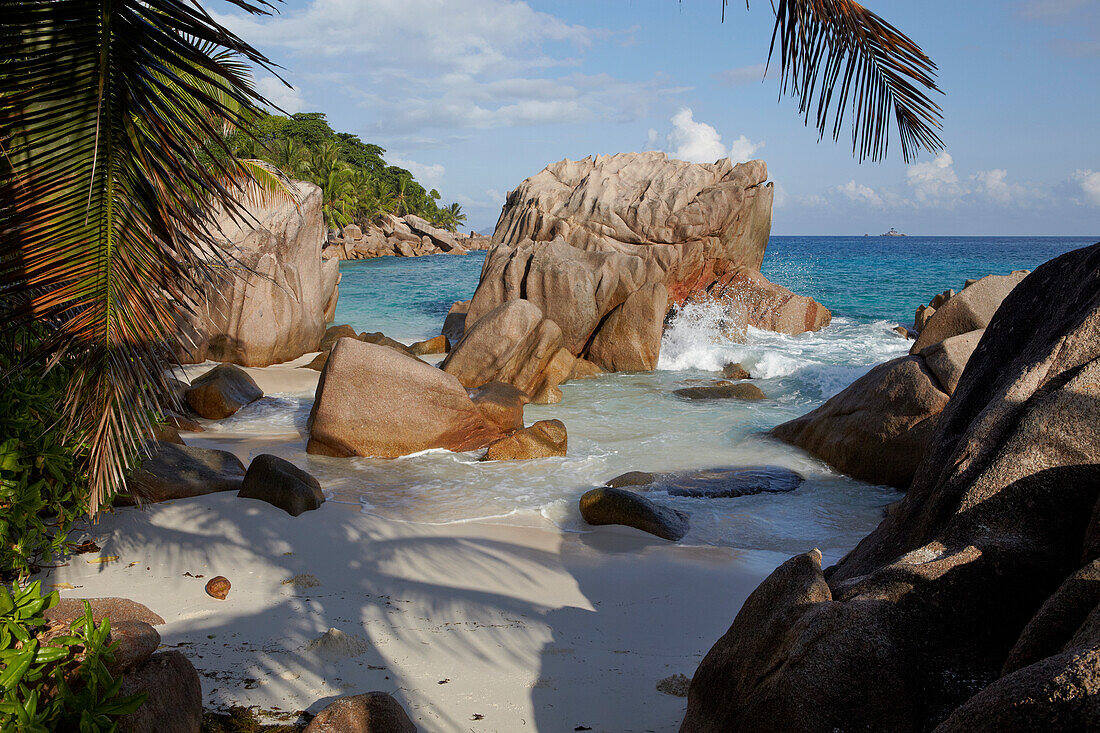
top-left (882, 227), bottom-right (906, 237)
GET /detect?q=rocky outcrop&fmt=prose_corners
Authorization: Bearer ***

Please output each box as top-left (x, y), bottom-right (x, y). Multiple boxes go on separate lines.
top-left (124, 442), bottom-right (246, 504)
top-left (178, 180), bottom-right (340, 367)
top-left (322, 214), bottom-right (466, 260)
top-left (458, 153), bottom-right (780, 372)
top-left (306, 338), bottom-right (504, 457)
top-left (468, 381), bottom-right (528, 433)
top-left (606, 466), bottom-right (804, 499)
top-left (184, 363), bottom-right (263, 419)
top-left (910, 270), bottom-right (1028, 351)
top-left (481, 419), bottom-right (567, 460)
top-left (238, 454), bottom-right (325, 516)
top-left (674, 383), bottom-right (766, 401)
top-left (441, 299), bottom-right (575, 403)
top-left (441, 301), bottom-right (469, 345)
top-left (585, 282), bottom-right (668, 372)
top-left (682, 242), bottom-right (1100, 732)
top-left (579, 487), bottom-right (689, 541)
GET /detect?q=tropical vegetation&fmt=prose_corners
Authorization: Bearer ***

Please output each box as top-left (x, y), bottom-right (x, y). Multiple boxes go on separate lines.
top-left (227, 112), bottom-right (467, 232)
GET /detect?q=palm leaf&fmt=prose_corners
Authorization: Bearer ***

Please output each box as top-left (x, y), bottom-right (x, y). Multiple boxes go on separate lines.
top-left (725, 0), bottom-right (944, 162)
top-left (0, 0), bottom-right (284, 512)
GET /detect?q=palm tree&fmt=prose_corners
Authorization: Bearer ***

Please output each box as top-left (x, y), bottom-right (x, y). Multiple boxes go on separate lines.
top-left (390, 173), bottom-right (413, 217)
top-left (442, 203), bottom-right (466, 233)
top-left (270, 138), bottom-right (311, 178)
top-left (735, 0), bottom-right (943, 162)
top-left (1, 1), bottom-right (284, 512)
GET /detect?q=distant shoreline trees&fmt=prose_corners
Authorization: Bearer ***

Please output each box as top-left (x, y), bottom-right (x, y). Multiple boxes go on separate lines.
top-left (228, 112), bottom-right (465, 232)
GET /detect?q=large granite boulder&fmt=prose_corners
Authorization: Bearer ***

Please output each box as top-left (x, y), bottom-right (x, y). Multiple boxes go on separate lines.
top-left (468, 381), bottom-right (529, 433)
top-left (682, 242), bottom-right (1100, 732)
top-left (177, 180), bottom-right (340, 367)
top-left (124, 442), bottom-right (246, 504)
top-left (307, 338), bottom-right (504, 457)
top-left (770, 356), bottom-right (951, 488)
top-left (461, 153), bottom-right (776, 370)
top-left (579, 487), bottom-right (689, 541)
top-left (911, 270), bottom-right (1028, 352)
top-left (238, 454), bottom-right (325, 516)
top-left (481, 419), bottom-right (567, 460)
top-left (441, 299), bottom-right (575, 403)
top-left (585, 282), bottom-right (668, 372)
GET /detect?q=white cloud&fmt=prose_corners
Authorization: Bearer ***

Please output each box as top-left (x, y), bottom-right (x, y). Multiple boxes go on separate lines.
top-left (836, 180), bottom-right (884, 207)
top-left (388, 156), bottom-right (445, 191)
top-left (972, 169), bottom-right (1027, 205)
top-left (256, 76), bottom-right (305, 115)
top-left (214, 0), bottom-right (681, 135)
top-left (906, 152), bottom-right (962, 203)
top-left (662, 108), bottom-right (764, 164)
top-left (1075, 169), bottom-right (1100, 205)
top-left (712, 64), bottom-right (768, 88)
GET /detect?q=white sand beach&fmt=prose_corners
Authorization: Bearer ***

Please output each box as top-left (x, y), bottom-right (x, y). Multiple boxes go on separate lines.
top-left (46, 489), bottom-right (779, 732)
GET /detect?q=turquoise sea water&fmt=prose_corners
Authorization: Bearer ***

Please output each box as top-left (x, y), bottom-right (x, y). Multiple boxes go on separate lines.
top-left (221, 236), bottom-right (1094, 557)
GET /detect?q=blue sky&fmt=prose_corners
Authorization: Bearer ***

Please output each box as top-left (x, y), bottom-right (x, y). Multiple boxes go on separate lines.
top-left (213, 0), bottom-right (1100, 235)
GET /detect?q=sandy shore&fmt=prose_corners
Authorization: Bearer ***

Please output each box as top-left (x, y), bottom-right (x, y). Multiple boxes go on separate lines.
top-left (46, 493), bottom-right (780, 732)
top-left (36, 356), bottom-right (798, 731)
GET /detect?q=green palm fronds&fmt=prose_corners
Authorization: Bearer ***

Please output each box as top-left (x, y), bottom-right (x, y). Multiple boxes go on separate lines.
top-left (0, 0), bottom-right (284, 512)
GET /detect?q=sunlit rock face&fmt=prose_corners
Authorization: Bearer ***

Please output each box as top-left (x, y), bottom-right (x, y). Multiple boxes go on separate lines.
top-left (178, 180), bottom-right (339, 367)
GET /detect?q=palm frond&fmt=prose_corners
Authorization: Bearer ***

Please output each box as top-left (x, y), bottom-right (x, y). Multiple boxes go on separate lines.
top-left (731, 0), bottom-right (944, 162)
top-left (0, 0), bottom-right (284, 512)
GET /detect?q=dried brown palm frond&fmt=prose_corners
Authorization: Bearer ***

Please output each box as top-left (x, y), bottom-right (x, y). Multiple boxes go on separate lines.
top-left (0, 0), bottom-right (288, 513)
top-left (726, 0), bottom-right (944, 162)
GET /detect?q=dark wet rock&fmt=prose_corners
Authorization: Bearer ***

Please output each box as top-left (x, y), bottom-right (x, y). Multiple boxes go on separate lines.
top-left (238, 454), bottom-right (325, 517)
top-left (482, 419), bottom-right (567, 461)
top-left (151, 422), bottom-right (184, 445)
top-left (721, 362), bottom-right (751, 379)
top-left (303, 692), bottom-right (417, 733)
top-left (117, 651), bottom-right (203, 733)
top-left (441, 300), bottom-right (470, 345)
top-left (604, 471), bottom-right (656, 489)
top-left (661, 466), bottom-right (803, 498)
top-left (674, 383), bottom-right (766, 401)
top-left (579, 487), bottom-right (689, 541)
top-left (184, 363), bottom-right (263, 420)
top-left (124, 443), bottom-right (245, 504)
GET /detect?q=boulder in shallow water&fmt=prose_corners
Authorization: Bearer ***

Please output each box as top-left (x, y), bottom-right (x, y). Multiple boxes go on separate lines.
top-left (307, 338), bottom-right (504, 458)
top-left (661, 466), bottom-right (803, 498)
top-left (481, 419), bottom-right (567, 460)
top-left (770, 355), bottom-right (949, 489)
top-left (468, 381), bottom-right (529, 433)
top-left (238, 454), bottom-right (325, 516)
top-left (674, 383), bottom-right (766, 401)
top-left (604, 471), bottom-right (656, 488)
top-left (442, 299), bottom-right (574, 403)
top-left (303, 692), bottom-right (417, 733)
top-left (570, 358), bottom-right (605, 380)
top-left (184, 363), bottom-right (263, 419)
top-left (125, 442), bottom-right (246, 504)
top-left (579, 487), bottom-right (689, 542)
top-left (695, 266), bottom-right (831, 337)
top-left (722, 362), bottom-right (751, 380)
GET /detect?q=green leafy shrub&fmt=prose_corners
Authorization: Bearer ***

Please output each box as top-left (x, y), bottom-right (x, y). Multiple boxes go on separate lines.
top-left (0, 581), bottom-right (146, 731)
top-left (0, 331), bottom-right (90, 581)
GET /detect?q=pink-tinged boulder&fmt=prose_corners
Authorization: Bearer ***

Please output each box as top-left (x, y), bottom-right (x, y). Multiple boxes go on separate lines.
top-left (405, 214), bottom-right (464, 253)
top-left (468, 381), bottom-right (529, 433)
top-left (307, 339), bottom-right (504, 457)
top-left (184, 363), bottom-right (263, 419)
top-left (910, 270), bottom-right (1028, 352)
top-left (586, 282), bottom-right (668, 372)
top-left (177, 180), bottom-right (340, 366)
top-left (694, 266), bottom-right (831, 337)
top-left (441, 299), bottom-right (575, 404)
